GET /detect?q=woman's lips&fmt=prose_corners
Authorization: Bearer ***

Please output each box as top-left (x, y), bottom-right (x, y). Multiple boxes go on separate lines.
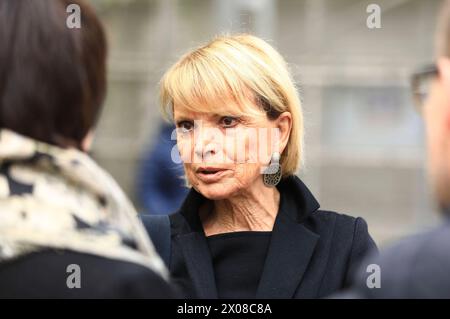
top-left (195, 168), bottom-right (230, 183)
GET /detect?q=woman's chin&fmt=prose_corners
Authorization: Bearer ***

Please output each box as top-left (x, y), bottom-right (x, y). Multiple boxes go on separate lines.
top-left (195, 181), bottom-right (237, 200)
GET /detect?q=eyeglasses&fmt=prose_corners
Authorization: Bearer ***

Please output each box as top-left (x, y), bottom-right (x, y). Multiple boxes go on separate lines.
top-left (410, 64), bottom-right (439, 113)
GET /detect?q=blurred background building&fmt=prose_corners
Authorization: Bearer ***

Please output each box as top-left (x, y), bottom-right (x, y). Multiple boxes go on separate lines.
top-left (89, 0), bottom-right (443, 246)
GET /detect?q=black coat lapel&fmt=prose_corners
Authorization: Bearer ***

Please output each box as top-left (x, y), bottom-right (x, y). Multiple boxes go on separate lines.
top-left (177, 232), bottom-right (218, 299)
top-left (256, 216), bottom-right (319, 298)
top-left (175, 190), bottom-right (218, 298)
top-left (256, 178), bottom-right (320, 299)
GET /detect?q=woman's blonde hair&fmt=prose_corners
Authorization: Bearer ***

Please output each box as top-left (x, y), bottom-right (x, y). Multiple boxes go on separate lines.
top-left (160, 34), bottom-right (303, 177)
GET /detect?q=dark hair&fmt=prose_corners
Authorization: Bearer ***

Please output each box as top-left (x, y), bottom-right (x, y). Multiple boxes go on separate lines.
top-left (0, 0), bottom-right (107, 149)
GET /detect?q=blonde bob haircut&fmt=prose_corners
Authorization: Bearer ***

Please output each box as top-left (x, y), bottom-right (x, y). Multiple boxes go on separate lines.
top-left (160, 34), bottom-right (303, 177)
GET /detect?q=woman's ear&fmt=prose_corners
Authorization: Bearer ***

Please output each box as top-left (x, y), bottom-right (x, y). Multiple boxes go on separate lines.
top-left (437, 58), bottom-right (450, 132)
top-left (81, 130), bottom-right (95, 152)
top-left (438, 57), bottom-right (450, 100)
top-left (275, 112), bottom-right (292, 153)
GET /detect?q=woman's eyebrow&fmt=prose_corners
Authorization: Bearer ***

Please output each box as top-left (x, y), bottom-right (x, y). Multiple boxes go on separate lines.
top-left (174, 116), bottom-right (186, 121)
top-left (175, 113), bottom-right (212, 120)
top-left (173, 114), bottom-right (193, 122)
top-left (211, 112), bottom-right (240, 118)
top-left (175, 112), bottom-right (243, 122)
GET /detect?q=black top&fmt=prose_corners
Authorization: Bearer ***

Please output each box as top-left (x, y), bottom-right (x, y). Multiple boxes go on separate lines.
top-left (166, 175), bottom-right (378, 299)
top-left (206, 231), bottom-right (272, 299)
top-left (0, 249), bottom-right (178, 298)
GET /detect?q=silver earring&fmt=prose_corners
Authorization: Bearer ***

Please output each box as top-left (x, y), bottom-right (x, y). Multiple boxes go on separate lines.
top-left (263, 152), bottom-right (282, 187)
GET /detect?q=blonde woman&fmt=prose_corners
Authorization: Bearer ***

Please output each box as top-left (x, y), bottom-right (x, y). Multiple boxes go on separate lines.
top-left (147, 34), bottom-right (377, 299)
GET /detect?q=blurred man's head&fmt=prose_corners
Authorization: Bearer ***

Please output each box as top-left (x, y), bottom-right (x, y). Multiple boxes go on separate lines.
top-left (422, 0), bottom-right (450, 210)
top-left (0, 0), bottom-right (107, 151)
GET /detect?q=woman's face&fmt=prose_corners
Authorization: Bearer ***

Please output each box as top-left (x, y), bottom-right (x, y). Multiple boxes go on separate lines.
top-left (173, 101), bottom-right (291, 200)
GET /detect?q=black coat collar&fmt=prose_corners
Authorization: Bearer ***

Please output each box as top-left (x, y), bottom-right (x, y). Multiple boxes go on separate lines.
top-left (172, 175), bottom-right (321, 298)
top-left (177, 175), bottom-right (320, 232)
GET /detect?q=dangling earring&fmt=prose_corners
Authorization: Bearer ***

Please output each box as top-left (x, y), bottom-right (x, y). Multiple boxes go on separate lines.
top-left (263, 152), bottom-right (282, 187)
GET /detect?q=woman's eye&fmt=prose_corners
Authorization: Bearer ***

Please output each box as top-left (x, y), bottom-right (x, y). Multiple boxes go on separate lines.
top-left (220, 116), bottom-right (239, 128)
top-left (177, 121), bottom-right (194, 132)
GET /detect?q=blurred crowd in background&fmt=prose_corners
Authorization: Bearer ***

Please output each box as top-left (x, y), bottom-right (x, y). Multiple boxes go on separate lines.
top-left (89, 0), bottom-right (443, 246)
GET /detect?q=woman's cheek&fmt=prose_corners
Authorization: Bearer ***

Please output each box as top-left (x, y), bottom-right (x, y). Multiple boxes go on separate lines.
top-left (176, 135), bottom-right (193, 164)
top-left (225, 128), bottom-right (251, 164)
top-left (185, 166), bottom-right (196, 183)
top-left (223, 132), bottom-right (239, 163)
top-left (234, 162), bottom-right (260, 188)
top-left (245, 129), bottom-right (262, 165)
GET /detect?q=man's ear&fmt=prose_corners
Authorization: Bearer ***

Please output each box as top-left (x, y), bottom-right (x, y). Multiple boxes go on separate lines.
top-left (438, 57), bottom-right (450, 98)
top-left (438, 58), bottom-right (450, 130)
top-left (275, 112), bottom-right (292, 153)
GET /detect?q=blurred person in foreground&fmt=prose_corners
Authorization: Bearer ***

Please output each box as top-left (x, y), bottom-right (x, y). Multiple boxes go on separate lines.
top-left (339, 0), bottom-right (450, 299)
top-left (146, 34), bottom-right (378, 299)
top-left (0, 0), bottom-right (175, 298)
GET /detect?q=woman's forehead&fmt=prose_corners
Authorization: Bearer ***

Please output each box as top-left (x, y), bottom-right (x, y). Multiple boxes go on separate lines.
top-left (173, 106), bottom-right (208, 119)
top-left (173, 98), bottom-right (261, 119)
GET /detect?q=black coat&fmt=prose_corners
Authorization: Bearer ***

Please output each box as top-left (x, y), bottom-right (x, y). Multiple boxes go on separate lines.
top-left (168, 175), bottom-right (378, 299)
top-left (340, 220), bottom-right (450, 298)
top-left (0, 249), bottom-right (178, 298)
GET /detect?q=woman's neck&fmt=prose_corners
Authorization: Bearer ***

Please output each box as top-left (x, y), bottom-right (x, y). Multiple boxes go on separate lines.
top-left (201, 180), bottom-right (280, 236)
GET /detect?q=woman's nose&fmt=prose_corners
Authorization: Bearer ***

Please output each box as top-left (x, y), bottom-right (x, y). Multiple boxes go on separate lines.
top-left (194, 127), bottom-right (218, 160)
top-left (194, 142), bottom-right (216, 160)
